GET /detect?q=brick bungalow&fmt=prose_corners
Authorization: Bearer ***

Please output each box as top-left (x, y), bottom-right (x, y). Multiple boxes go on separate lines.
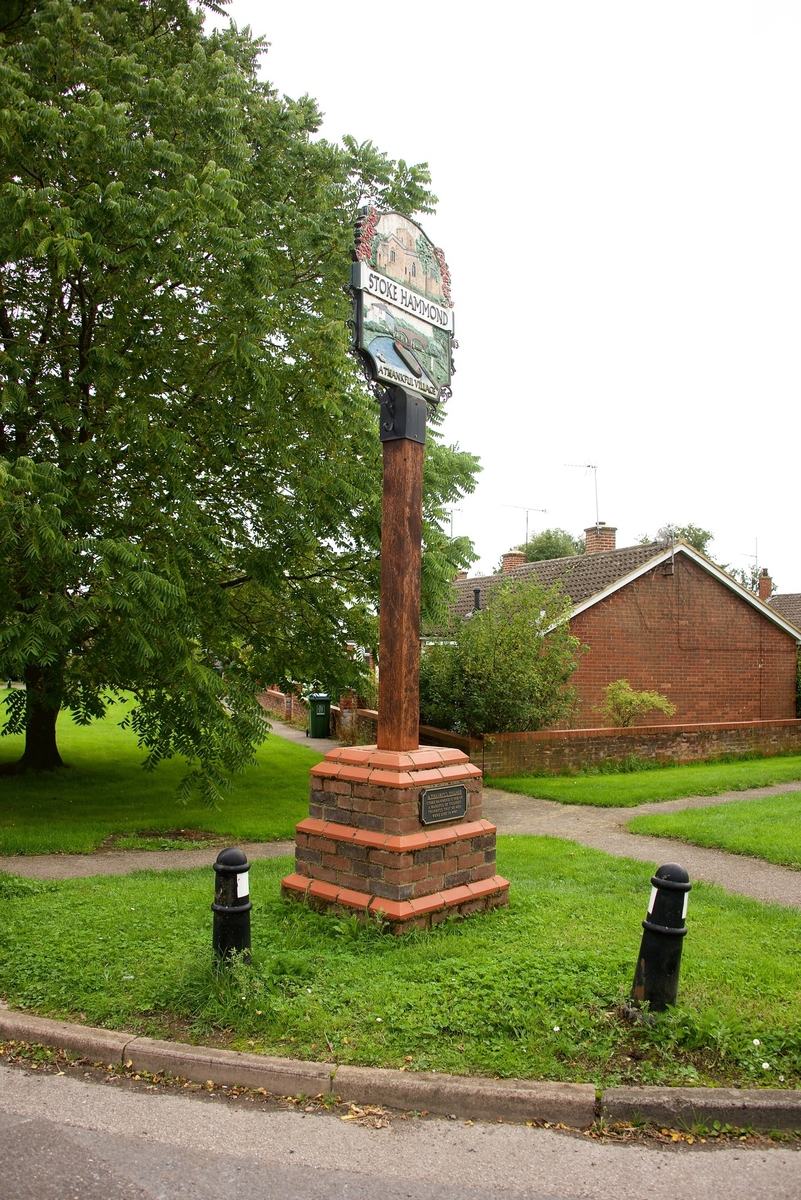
top-left (449, 523), bottom-right (801, 728)
top-left (768, 589), bottom-right (801, 632)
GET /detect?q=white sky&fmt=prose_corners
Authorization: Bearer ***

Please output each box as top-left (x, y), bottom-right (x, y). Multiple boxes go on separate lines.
top-left (209, 1), bottom-right (801, 590)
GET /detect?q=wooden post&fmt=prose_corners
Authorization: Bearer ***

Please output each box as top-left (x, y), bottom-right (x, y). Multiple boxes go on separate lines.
top-left (377, 436), bottom-right (424, 751)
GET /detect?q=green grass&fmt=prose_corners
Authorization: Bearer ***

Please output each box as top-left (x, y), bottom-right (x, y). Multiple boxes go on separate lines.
top-left (628, 794), bottom-right (801, 869)
top-left (1, 837), bottom-right (799, 1089)
top-left (110, 835), bottom-right (226, 852)
top-left (0, 695), bottom-right (322, 854)
top-left (490, 757), bottom-right (801, 807)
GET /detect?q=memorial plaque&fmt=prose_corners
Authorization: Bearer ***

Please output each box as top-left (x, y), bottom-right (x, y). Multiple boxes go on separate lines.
top-left (419, 784), bottom-right (468, 825)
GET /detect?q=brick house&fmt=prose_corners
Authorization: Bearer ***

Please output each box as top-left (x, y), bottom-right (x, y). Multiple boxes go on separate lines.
top-left (767, 590), bottom-right (801, 632)
top-left (449, 524), bottom-right (801, 728)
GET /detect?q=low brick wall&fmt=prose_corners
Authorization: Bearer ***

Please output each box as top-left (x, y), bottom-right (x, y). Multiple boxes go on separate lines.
top-left (473, 718), bottom-right (801, 777)
top-left (260, 693), bottom-right (801, 776)
top-left (256, 688), bottom-right (308, 726)
top-left (337, 709), bottom-right (477, 756)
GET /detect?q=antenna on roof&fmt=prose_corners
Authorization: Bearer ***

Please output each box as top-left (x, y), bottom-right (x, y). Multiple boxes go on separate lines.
top-left (502, 504), bottom-right (547, 547)
top-left (446, 508), bottom-right (463, 538)
top-left (742, 538), bottom-right (759, 582)
top-left (565, 464), bottom-right (599, 529)
top-left (744, 538), bottom-right (758, 572)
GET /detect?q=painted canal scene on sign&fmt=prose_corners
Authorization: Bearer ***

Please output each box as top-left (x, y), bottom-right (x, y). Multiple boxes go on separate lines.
top-left (351, 209), bottom-right (454, 401)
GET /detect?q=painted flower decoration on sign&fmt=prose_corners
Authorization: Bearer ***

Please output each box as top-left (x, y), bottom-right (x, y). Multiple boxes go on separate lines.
top-left (434, 247), bottom-right (453, 307)
top-left (355, 206), bottom-right (379, 262)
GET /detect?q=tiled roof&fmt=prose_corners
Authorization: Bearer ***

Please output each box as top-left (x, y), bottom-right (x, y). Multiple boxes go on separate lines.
top-left (768, 594), bottom-right (801, 631)
top-left (450, 542), bottom-right (665, 618)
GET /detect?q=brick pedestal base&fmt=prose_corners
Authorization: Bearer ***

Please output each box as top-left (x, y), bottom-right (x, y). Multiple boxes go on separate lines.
top-left (281, 744), bottom-right (509, 934)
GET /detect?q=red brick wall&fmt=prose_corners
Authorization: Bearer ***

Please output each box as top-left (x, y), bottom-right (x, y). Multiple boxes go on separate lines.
top-left (567, 553), bottom-right (798, 727)
top-left (475, 719), bottom-right (801, 776)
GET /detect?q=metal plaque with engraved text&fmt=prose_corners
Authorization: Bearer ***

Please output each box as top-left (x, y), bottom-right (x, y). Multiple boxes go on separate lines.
top-left (419, 784), bottom-right (468, 826)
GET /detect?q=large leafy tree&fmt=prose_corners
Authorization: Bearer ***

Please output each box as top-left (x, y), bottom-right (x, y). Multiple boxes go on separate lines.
top-left (0, 0), bottom-right (478, 795)
top-left (518, 527), bottom-right (584, 563)
top-left (638, 523), bottom-right (715, 555)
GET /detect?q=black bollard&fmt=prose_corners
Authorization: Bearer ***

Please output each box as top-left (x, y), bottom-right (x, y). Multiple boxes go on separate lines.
top-left (630, 863), bottom-right (691, 1013)
top-left (212, 847), bottom-right (252, 962)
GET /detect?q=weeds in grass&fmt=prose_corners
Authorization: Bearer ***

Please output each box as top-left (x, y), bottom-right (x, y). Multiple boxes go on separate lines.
top-left (502, 748), bottom-right (796, 781)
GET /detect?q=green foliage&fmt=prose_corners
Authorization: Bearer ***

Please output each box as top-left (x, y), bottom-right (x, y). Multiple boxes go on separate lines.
top-left (0, 695), bottom-right (320, 853)
top-left (638, 524), bottom-right (715, 555)
top-left (489, 755), bottom-right (801, 806)
top-left (0, 0), bottom-right (34, 39)
top-left (628, 793), bottom-right (801, 869)
top-left (0, 0), bottom-right (479, 793)
top-left (1, 839), bottom-right (800, 1087)
top-left (420, 579), bottom-right (581, 736)
top-left (638, 525), bottom-right (775, 596)
top-left (520, 527), bottom-right (584, 562)
top-left (723, 563), bottom-right (766, 595)
top-left (598, 679), bottom-right (676, 727)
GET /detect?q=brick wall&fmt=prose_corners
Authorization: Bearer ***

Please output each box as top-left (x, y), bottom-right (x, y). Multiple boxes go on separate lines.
top-left (256, 688), bottom-right (308, 724)
top-left (568, 553), bottom-right (798, 727)
top-left (476, 718), bottom-right (801, 776)
top-left (321, 707), bottom-right (801, 776)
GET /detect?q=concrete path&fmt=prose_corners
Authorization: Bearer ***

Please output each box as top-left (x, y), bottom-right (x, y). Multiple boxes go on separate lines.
top-left (3, 737), bottom-right (800, 909)
top-left (483, 781), bottom-right (801, 909)
top-left (265, 715), bottom-right (339, 756)
top-left (1, 840), bottom-right (295, 881)
top-left (1, 1064), bottom-right (798, 1200)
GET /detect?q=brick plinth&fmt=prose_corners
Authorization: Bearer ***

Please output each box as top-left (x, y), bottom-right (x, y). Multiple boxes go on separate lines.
top-left (282, 744), bottom-right (509, 932)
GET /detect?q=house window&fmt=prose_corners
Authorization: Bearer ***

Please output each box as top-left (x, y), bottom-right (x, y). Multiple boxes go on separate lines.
top-left (411, 262), bottom-right (416, 277)
top-left (390, 250), bottom-right (395, 263)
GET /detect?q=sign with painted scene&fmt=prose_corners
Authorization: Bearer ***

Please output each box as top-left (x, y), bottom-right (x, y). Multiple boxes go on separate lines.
top-left (351, 209), bottom-right (454, 403)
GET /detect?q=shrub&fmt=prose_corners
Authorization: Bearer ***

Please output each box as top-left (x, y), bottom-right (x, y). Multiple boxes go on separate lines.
top-left (420, 579), bottom-right (582, 736)
top-left (598, 679), bottom-right (676, 727)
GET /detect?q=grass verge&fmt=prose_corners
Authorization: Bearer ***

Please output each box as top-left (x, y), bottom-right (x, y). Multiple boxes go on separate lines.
top-left (1, 836), bottom-right (799, 1089)
top-left (628, 793), bottom-right (801, 869)
top-left (489, 757), bottom-right (801, 807)
top-left (0, 696), bottom-right (322, 854)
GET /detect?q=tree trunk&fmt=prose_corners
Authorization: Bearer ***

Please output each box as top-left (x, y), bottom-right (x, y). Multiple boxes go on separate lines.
top-left (18, 664), bottom-right (64, 771)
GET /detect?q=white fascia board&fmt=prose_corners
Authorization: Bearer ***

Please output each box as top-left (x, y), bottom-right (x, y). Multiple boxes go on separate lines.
top-left (566, 544), bottom-right (801, 643)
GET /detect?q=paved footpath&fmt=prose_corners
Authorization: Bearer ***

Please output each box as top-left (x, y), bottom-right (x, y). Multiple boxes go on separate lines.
top-left (3, 714), bottom-right (801, 911)
top-left (1, 1063), bottom-right (798, 1200)
top-left (262, 714), bottom-right (339, 756)
top-left (483, 781), bottom-right (801, 909)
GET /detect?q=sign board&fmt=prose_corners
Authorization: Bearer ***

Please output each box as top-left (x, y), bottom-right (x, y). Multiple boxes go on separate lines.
top-left (419, 783), bottom-right (468, 825)
top-left (351, 208), bottom-right (454, 403)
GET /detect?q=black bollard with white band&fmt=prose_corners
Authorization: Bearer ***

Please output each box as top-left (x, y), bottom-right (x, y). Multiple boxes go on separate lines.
top-left (212, 847), bottom-right (252, 961)
top-left (630, 862), bottom-right (691, 1013)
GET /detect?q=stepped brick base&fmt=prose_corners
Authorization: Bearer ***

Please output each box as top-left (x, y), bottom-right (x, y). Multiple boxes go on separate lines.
top-left (282, 744), bottom-right (509, 933)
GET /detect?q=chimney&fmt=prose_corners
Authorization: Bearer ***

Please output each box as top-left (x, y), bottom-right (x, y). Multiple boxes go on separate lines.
top-left (584, 522), bottom-right (617, 554)
top-left (501, 550), bottom-right (526, 573)
top-left (453, 571), bottom-right (467, 581)
top-left (758, 568), bottom-right (772, 602)
top-left (473, 587), bottom-right (481, 611)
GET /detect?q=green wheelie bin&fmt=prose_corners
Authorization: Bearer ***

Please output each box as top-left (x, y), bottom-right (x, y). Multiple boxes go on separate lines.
top-left (307, 692), bottom-right (331, 738)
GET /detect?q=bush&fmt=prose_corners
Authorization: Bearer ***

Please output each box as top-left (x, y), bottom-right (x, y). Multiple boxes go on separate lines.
top-left (598, 679), bottom-right (676, 727)
top-left (420, 579), bottom-right (582, 737)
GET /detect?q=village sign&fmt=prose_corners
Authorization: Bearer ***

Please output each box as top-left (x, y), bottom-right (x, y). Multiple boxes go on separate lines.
top-left (350, 208), bottom-right (455, 412)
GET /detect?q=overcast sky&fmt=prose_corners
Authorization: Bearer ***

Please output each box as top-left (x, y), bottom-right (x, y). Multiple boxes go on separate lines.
top-left (210, 1), bottom-right (800, 590)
